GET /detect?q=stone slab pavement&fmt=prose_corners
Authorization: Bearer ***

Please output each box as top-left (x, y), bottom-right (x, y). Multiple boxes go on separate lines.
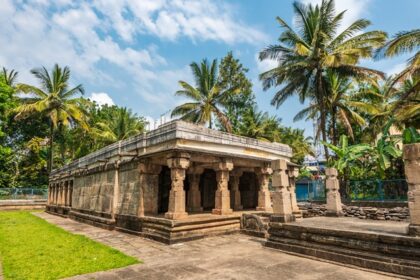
top-left (34, 212), bottom-right (402, 280)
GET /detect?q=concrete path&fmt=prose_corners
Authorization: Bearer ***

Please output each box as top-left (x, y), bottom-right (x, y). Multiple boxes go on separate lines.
top-left (35, 212), bottom-right (401, 280)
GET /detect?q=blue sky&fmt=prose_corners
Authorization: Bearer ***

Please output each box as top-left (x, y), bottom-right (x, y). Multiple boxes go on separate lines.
top-left (1, 0), bottom-right (419, 136)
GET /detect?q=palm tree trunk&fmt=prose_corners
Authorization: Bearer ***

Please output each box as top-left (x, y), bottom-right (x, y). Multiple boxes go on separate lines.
top-left (48, 122), bottom-right (54, 173)
top-left (315, 69), bottom-right (330, 160)
top-left (209, 116), bottom-right (212, 129)
top-left (320, 110), bottom-right (330, 160)
top-left (331, 108), bottom-right (337, 146)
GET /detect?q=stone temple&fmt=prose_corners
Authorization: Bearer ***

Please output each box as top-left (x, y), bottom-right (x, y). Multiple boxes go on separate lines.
top-left (46, 120), bottom-right (295, 243)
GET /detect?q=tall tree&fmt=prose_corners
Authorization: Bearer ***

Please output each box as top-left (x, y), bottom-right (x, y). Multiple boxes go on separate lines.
top-left (218, 52), bottom-right (255, 133)
top-left (238, 106), bottom-right (281, 142)
top-left (171, 59), bottom-right (239, 132)
top-left (259, 0), bottom-right (386, 158)
top-left (378, 29), bottom-right (420, 125)
top-left (15, 64), bottom-right (88, 172)
top-left (92, 106), bottom-right (146, 144)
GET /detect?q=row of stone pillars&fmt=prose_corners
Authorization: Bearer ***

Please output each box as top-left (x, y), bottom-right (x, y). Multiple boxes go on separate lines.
top-left (164, 153), bottom-right (274, 219)
top-left (48, 181), bottom-right (73, 207)
top-left (271, 159), bottom-right (341, 222)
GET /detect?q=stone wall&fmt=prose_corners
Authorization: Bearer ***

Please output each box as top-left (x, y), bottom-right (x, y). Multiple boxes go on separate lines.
top-left (118, 161), bottom-right (141, 216)
top-left (72, 169), bottom-right (115, 214)
top-left (298, 202), bottom-right (409, 221)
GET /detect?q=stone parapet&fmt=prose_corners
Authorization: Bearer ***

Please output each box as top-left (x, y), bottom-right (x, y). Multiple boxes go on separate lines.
top-left (50, 120), bottom-right (292, 178)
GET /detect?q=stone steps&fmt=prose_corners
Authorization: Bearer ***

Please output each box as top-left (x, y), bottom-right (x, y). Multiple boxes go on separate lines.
top-left (266, 222), bottom-right (420, 278)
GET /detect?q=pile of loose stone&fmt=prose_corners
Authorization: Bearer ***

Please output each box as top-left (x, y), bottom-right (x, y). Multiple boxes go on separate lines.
top-left (298, 202), bottom-right (409, 221)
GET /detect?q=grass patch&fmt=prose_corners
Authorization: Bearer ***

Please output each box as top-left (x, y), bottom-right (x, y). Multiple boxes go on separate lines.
top-left (0, 211), bottom-right (139, 279)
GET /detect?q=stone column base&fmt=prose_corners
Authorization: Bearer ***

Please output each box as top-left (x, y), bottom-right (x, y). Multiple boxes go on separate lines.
top-left (408, 224), bottom-right (420, 236)
top-left (326, 211), bottom-right (344, 217)
top-left (212, 208), bottom-right (233, 215)
top-left (165, 212), bottom-right (188, 220)
top-left (270, 214), bottom-right (295, 223)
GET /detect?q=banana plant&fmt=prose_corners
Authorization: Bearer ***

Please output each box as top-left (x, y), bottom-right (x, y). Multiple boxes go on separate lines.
top-left (321, 135), bottom-right (372, 174)
top-left (374, 119), bottom-right (402, 178)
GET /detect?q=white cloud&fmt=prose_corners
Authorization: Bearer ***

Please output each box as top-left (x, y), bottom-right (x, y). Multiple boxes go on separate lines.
top-left (255, 53), bottom-right (278, 73)
top-left (107, 0), bottom-right (266, 44)
top-left (300, 0), bottom-right (371, 33)
top-left (0, 0), bottom-right (265, 119)
top-left (89, 92), bottom-right (114, 106)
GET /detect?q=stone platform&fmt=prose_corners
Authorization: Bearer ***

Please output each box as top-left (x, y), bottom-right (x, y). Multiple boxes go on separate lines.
top-left (266, 217), bottom-right (420, 278)
top-left (0, 199), bottom-right (46, 210)
top-left (48, 208), bottom-right (270, 244)
top-left (35, 212), bottom-right (401, 280)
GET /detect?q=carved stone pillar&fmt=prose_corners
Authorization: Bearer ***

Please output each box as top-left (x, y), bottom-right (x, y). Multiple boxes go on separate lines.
top-left (271, 159), bottom-right (295, 223)
top-left (212, 159), bottom-right (233, 215)
top-left (256, 165), bottom-right (273, 212)
top-left (187, 166), bottom-right (204, 212)
top-left (165, 153), bottom-right (190, 219)
top-left (230, 170), bottom-right (243, 210)
top-left (68, 181), bottom-right (73, 207)
top-left (288, 166), bottom-right (301, 215)
top-left (64, 182), bottom-right (69, 207)
top-left (59, 183), bottom-right (64, 206)
top-left (55, 184), bottom-right (59, 205)
top-left (138, 161), bottom-right (162, 217)
top-left (403, 143), bottom-right (420, 236)
top-left (112, 160), bottom-right (120, 219)
top-left (48, 184), bottom-right (52, 205)
top-left (325, 168), bottom-right (343, 217)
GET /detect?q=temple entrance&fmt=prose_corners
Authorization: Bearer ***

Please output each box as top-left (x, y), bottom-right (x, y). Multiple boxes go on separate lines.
top-left (158, 166), bottom-right (171, 214)
top-left (239, 172), bottom-right (258, 209)
top-left (200, 169), bottom-right (217, 211)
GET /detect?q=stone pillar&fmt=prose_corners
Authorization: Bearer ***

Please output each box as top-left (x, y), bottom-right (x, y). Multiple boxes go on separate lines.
top-left (212, 159), bottom-right (233, 215)
top-left (256, 165), bottom-right (273, 212)
top-left (48, 184), bottom-right (52, 204)
top-left (230, 170), bottom-right (243, 210)
top-left (64, 182), bottom-right (69, 207)
top-left (165, 153), bottom-right (190, 219)
top-left (59, 183), bottom-right (64, 206)
top-left (137, 161), bottom-right (162, 217)
top-left (54, 184), bottom-right (58, 205)
top-left (288, 166), bottom-right (301, 216)
top-left (112, 160), bottom-right (120, 219)
top-left (187, 167), bottom-right (204, 212)
top-left (68, 181), bottom-right (73, 207)
top-left (271, 159), bottom-right (295, 223)
top-left (403, 143), bottom-right (420, 236)
top-left (325, 168), bottom-right (343, 217)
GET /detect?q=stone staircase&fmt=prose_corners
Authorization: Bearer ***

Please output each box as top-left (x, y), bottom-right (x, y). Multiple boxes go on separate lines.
top-left (265, 221), bottom-right (420, 278)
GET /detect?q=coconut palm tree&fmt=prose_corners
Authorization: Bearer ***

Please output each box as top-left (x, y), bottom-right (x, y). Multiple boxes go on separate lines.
top-left (15, 64), bottom-right (88, 172)
top-left (92, 107), bottom-right (146, 144)
top-left (259, 0), bottom-right (386, 158)
top-left (238, 106), bottom-right (281, 142)
top-left (378, 29), bottom-right (420, 123)
top-left (171, 59), bottom-right (239, 132)
top-left (1, 68), bottom-right (18, 87)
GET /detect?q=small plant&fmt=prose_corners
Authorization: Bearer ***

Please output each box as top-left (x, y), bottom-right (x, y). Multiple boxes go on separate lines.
top-left (402, 127), bottom-right (420, 144)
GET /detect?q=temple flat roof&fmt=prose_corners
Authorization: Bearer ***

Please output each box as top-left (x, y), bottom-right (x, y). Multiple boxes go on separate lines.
top-left (51, 120), bottom-right (293, 176)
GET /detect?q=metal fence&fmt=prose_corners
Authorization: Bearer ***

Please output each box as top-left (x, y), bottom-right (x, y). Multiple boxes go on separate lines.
top-left (296, 180), bottom-right (326, 201)
top-left (0, 188), bottom-right (48, 200)
top-left (348, 179), bottom-right (407, 201)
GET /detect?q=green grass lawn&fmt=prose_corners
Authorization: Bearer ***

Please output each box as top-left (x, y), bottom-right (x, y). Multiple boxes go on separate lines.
top-left (0, 211), bottom-right (139, 279)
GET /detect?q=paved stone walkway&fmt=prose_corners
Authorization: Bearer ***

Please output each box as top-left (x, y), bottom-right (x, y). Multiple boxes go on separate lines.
top-left (35, 212), bottom-right (401, 280)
